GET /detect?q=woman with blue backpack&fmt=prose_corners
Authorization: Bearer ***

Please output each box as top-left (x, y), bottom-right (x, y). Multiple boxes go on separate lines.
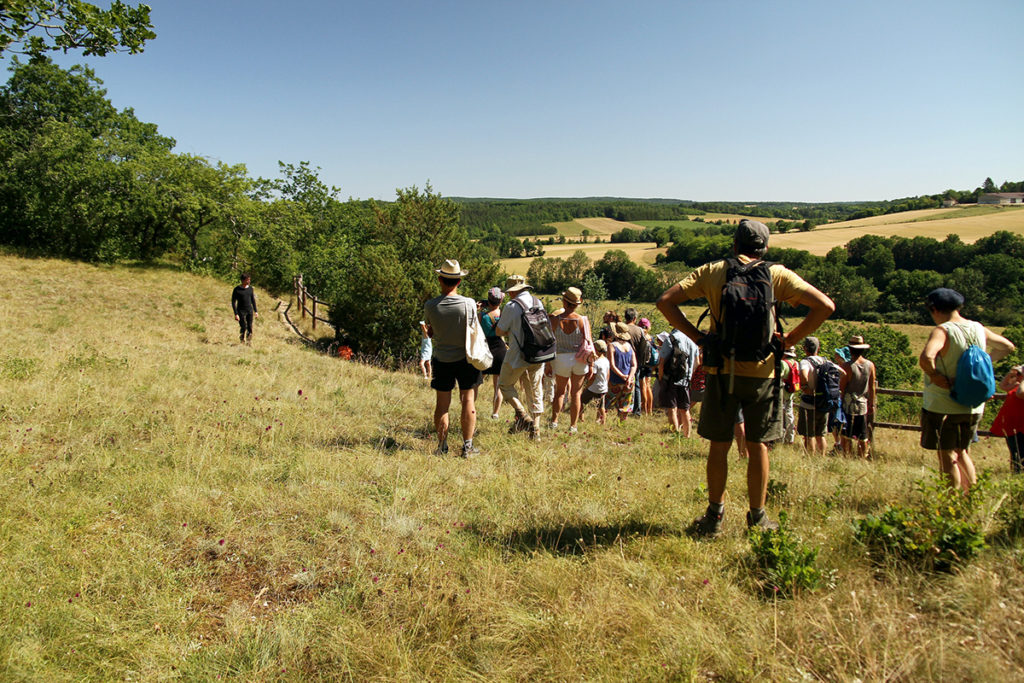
top-left (919, 288), bottom-right (1015, 491)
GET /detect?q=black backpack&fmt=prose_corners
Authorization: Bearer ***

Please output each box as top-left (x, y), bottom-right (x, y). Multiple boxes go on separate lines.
top-left (664, 333), bottom-right (690, 385)
top-left (517, 296), bottom-right (556, 364)
top-left (810, 357), bottom-right (842, 411)
top-left (700, 257), bottom-right (782, 368)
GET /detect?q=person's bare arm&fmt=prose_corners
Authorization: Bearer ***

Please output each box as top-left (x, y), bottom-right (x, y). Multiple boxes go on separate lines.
top-left (839, 362), bottom-right (851, 394)
top-left (655, 284), bottom-right (702, 343)
top-left (783, 284), bottom-right (835, 350)
top-left (919, 326), bottom-right (951, 389)
top-left (984, 328), bottom-right (1016, 363)
top-left (868, 362), bottom-right (877, 413)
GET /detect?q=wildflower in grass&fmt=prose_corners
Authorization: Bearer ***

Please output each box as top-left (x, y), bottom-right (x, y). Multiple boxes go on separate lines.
top-left (218, 539), bottom-right (225, 545)
top-left (372, 576), bottom-right (379, 583)
top-left (298, 389), bottom-right (302, 395)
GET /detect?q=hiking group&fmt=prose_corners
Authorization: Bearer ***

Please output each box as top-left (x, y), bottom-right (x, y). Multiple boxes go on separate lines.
top-left (418, 219), bottom-right (1019, 536)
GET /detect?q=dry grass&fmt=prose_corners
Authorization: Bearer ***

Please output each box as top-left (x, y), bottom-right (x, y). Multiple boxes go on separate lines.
top-left (1, 254), bottom-right (1023, 680)
top-left (499, 241), bottom-right (666, 273)
top-left (771, 205), bottom-right (1024, 256)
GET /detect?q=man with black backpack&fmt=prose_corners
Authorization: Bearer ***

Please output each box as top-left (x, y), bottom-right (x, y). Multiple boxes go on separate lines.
top-left (656, 219), bottom-right (835, 536)
top-left (496, 278), bottom-right (556, 440)
top-left (656, 329), bottom-right (699, 435)
top-left (797, 336), bottom-right (845, 455)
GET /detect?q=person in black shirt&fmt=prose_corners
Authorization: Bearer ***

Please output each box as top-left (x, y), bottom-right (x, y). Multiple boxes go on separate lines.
top-left (231, 273), bottom-right (258, 343)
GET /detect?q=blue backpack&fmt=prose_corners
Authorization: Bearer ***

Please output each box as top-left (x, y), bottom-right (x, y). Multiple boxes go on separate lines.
top-left (950, 324), bottom-right (995, 408)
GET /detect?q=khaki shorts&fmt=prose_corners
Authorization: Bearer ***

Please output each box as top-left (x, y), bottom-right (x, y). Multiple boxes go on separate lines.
top-left (697, 374), bottom-right (781, 443)
top-left (797, 405), bottom-right (829, 437)
top-left (920, 410), bottom-right (980, 451)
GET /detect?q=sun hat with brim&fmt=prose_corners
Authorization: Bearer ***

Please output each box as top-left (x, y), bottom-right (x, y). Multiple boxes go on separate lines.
top-left (594, 339), bottom-right (608, 354)
top-left (834, 346), bottom-right (851, 363)
top-left (613, 322), bottom-right (632, 341)
top-left (783, 348), bottom-right (797, 358)
top-left (551, 307), bottom-right (565, 317)
top-left (655, 331), bottom-right (670, 346)
top-left (561, 287), bottom-right (583, 306)
top-left (848, 335), bottom-right (870, 350)
top-left (435, 259), bottom-right (468, 278)
top-left (505, 274), bottom-right (525, 290)
top-left (507, 281), bottom-right (532, 295)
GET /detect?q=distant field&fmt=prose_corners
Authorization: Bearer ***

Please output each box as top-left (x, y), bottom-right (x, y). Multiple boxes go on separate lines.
top-left (499, 241), bottom-right (666, 273)
top-left (770, 205), bottom-right (1024, 256)
top-left (547, 217), bottom-right (648, 237)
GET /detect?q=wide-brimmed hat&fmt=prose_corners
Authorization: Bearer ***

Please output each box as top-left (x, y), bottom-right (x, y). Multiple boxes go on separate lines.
top-left (613, 322), bottom-right (632, 341)
top-left (783, 347), bottom-right (797, 358)
top-left (594, 339), bottom-right (608, 354)
top-left (561, 287), bottom-right (583, 306)
top-left (505, 274), bottom-right (525, 290)
top-left (848, 335), bottom-right (870, 350)
top-left (435, 259), bottom-right (468, 278)
top-left (834, 346), bottom-right (851, 363)
top-left (655, 331), bottom-right (670, 346)
top-left (506, 279), bottom-right (532, 295)
top-left (550, 307), bottom-right (565, 317)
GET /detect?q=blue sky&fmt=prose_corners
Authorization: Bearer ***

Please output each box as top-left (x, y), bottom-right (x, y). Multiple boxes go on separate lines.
top-left (21, 0), bottom-right (1024, 202)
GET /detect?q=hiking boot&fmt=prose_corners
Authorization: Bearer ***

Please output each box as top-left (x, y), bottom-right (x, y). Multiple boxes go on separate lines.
top-left (746, 510), bottom-right (779, 531)
top-left (435, 440), bottom-right (449, 456)
top-left (529, 422), bottom-right (541, 441)
top-left (509, 415), bottom-right (532, 434)
top-left (688, 507), bottom-right (723, 538)
top-left (460, 443), bottom-right (480, 458)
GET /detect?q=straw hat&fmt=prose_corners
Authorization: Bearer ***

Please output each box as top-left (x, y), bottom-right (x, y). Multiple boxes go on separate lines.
top-left (613, 322), bottom-right (632, 341)
top-left (848, 335), bottom-right (870, 350)
top-left (435, 259), bottom-right (468, 278)
top-left (505, 274), bottom-right (525, 290)
top-left (561, 287), bottom-right (583, 306)
top-left (594, 339), bottom-right (608, 354)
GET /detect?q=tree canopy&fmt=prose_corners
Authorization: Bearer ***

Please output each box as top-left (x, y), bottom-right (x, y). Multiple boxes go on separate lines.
top-left (1, 1), bottom-right (155, 57)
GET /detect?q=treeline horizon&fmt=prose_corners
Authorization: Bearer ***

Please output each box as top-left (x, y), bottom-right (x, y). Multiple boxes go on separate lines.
top-left (1, 56), bottom-right (1021, 364)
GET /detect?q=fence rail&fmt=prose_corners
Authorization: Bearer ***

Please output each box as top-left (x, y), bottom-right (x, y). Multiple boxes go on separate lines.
top-left (872, 387), bottom-right (1005, 438)
top-left (292, 274), bottom-right (333, 331)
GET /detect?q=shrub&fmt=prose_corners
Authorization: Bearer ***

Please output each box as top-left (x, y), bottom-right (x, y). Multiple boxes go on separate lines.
top-left (992, 476), bottom-right (1024, 541)
top-left (853, 473), bottom-right (988, 572)
top-left (748, 511), bottom-right (826, 598)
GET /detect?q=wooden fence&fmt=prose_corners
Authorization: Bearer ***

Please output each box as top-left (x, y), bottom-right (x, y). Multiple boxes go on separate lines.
top-left (872, 387), bottom-right (1005, 437)
top-left (292, 274), bottom-right (333, 331)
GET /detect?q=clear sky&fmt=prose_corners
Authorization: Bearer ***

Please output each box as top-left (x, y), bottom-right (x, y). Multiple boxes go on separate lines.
top-left (20, 0), bottom-right (1024, 202)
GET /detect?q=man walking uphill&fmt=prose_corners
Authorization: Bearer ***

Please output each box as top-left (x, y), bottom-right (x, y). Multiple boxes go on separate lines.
top-left (656, 219), bottom-right (835, 536)
top-left (423, 259), bottom-right (482, 458)
top-left (232, 273), bottom-right (258, 344)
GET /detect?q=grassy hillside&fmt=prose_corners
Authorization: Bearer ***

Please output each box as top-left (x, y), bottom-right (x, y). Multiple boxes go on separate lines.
top-left (2, 255), bottom-right (1023, 680)
top-left (770, 205), bottom-right (1024, 255)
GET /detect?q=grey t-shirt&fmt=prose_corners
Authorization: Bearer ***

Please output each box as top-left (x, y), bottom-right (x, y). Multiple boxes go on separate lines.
top-left (496, 291), bottom-right (539, 369)
top-left (423, 293), bottom-right (476, 363)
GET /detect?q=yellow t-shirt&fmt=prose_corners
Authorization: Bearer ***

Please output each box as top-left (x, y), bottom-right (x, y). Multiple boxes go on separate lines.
top-left (677, 256), bottom-right (809, 378)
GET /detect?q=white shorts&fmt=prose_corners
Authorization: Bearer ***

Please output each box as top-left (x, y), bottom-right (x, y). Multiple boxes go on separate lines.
top-left (552, 352), bottom-right (588, 377)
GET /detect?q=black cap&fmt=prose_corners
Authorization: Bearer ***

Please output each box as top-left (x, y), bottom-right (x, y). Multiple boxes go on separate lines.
top-left (735, 219), bottom-right (770, 253)
top-left (925, 287), bottom-right (964, 312)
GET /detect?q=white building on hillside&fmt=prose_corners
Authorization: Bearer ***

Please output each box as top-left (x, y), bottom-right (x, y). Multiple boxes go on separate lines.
top-left (979, 192), bottom-right (1024, 205)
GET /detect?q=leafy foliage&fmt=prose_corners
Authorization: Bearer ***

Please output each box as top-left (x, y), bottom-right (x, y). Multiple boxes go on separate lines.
top-left (0, 1), bottom-right (155, 57)
top-left (853, 473), bottom-right (989, 572)
top-left (747, 511), bottom-right (826, 598)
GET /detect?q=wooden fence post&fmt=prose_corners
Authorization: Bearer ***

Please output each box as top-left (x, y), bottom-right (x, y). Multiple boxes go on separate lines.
top-left (312, 297), bottom-right (317, 330)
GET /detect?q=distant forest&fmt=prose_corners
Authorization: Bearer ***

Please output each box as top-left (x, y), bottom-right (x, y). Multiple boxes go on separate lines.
top-left (2, 56), bottom-right (1021, 363)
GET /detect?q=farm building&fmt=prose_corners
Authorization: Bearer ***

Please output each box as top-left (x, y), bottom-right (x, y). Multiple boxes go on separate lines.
top-left (979, 192), bottom-right (1024, 205)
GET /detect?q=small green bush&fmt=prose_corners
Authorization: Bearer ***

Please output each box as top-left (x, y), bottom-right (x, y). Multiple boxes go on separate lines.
top-left (748, 511), bottom-right (825, 598)
top-left (992, 476), bottom-right (1024, 541)
top-left (853, 473), bottom-right (988, 572)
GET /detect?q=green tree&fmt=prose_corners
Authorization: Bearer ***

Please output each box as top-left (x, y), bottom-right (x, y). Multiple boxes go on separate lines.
top-left (1, 1), bottom-right (155, 57)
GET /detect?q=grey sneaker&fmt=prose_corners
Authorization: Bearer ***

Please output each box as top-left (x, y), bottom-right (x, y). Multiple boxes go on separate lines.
top-left (746, 510), bottom-right (779, 531)
top-left (460, 443), bottom-right (480, 458)
top-left (689, 507), bottom-right (723, 538)
top-left (435, 440), bottom-right (449, 456)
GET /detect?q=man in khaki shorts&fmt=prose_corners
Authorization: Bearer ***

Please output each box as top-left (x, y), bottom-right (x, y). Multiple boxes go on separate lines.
top-left (657, 220), bottom-right (835, 536)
